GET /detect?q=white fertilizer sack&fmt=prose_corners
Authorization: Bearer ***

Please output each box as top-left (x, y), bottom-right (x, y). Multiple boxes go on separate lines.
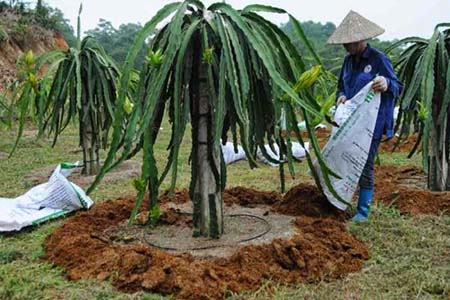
top-left (315, 82), bottom-right (380, 210)
top-left (0, 162), bottom-right (93, 232)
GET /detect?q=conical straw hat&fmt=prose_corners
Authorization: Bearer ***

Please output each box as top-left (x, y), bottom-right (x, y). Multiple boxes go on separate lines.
top-left (327, 10), bottom-right (385, 44)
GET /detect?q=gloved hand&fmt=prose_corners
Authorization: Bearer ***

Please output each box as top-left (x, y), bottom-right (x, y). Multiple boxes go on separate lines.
top-left (373, 76), bottom-right (388, 92)
top-left (337, 95), bottom-right (347, 104)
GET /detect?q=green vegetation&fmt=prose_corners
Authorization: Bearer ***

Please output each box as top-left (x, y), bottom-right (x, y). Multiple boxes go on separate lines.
top-left (281, 20), bottom-right (402, 73)
top-left (84, 16), bottom-right (401, 70)
top-left (230, 208), bottom-right (450, 300)
top-left (0, 24), bottom-right (6, 41)
top-left (5, 49), bottom-right (62, 153)
top-left (5, 7), bottom-right (120, 176)
top-left (42, 34), bottom-right (120, 175)
top-left (85, 20), bottom-right (147, 69)
top-left (0, 0), bottom-right (76, 47)
top-left (88, 1), bottom-right (342, 238)
top-left (1, 2), bottom-right (449, 299)
top-left (1, 119), bottom-right (449, 300)
top-left (387, 24), bottom-right (450, 190)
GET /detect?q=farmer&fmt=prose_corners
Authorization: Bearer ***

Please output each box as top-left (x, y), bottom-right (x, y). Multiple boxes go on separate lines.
top-left (327, 11), bottom-right (403, 222)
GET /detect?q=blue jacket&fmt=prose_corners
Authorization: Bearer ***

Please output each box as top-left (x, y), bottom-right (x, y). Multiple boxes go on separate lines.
top-left (337, 44), bottom-right (403, 139)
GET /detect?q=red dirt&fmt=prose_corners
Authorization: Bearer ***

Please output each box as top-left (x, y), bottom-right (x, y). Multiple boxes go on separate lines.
top-left (376, 165), bottom-right (424, 180)
top-left (156, 166), bottom-right (450, 218)
top-left (299, 127), bottom-right (330, 140)
top-left (45, 186), bottom-right (369, 300)
top-left (225, 186), bottom-right (282, 206)
top-left (281, 128), bottom-right (330, 148)
top-left (53, 31), bottom-right (69, 50)
top-left (162, 185), bottom-right (346, 220)
top-left (159, 208), bottom-right (192, 227)
top-left (378, 134), bottom-right (419, 153)
top-left (159, 189), bottom-right (191, 205)
top-left (374, 165), bottom-right (450, 215)
top-left (274, 184), bottom-right (348, 221)
top-left (159, 187), bottom-right (282, 207)
top-left (378, 187), bottom-right (450, 215)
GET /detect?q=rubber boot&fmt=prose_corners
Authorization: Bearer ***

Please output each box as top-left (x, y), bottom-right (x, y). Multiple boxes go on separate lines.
top-left (351, 187), bottom-right (374, 222)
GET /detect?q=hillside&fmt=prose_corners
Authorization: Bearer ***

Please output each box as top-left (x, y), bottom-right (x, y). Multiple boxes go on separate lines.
top-left (0, 9), bottom-right (68, 91)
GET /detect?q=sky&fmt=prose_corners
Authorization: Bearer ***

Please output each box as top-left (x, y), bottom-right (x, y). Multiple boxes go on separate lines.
top-left (43, 0), bottom-right (450, 41)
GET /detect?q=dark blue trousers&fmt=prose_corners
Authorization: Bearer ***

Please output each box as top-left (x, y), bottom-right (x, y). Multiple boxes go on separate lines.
top-left (359, 138), bottom-right (381, 188)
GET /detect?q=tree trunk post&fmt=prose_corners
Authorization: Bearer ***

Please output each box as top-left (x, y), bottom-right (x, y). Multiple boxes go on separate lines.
top-left (428, 95), bottom-right (449, 191)
top-left (80, 83), bottom-right (99, 175)
top-left (191, 42), bottom-right (223, 238)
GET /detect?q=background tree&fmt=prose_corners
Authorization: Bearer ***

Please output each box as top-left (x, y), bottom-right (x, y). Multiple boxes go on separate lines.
top-left (89, 1), bottom-right (344, 238)
top-left (86, 20), bottom-right (147, 67)
top-left (34, 3), bottom-right (77, 47)
top-left (83, 15), bottom-right (402, 72)
top-left (5, 49), bottom-right (63, 153)
top-left (7, 5), bottom-right (120, 175)
top-left (387, 23), bottom-right (450, 191)
top-left (281, 20), bottom-right (401, 74)
top-left (0, 0), bottom-right (77, 47)
top-left (43, 36), bottom-right (120, 175)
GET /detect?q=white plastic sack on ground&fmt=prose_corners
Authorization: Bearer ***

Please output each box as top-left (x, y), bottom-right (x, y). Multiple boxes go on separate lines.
top-left (0, 162), bottom-right (93, 232)
top-left (314, 82), bottom-right (380, 210)
top-left (257, 142), bottom-right (310, 167)
top-left (221, 142), bottom-right (246, 164)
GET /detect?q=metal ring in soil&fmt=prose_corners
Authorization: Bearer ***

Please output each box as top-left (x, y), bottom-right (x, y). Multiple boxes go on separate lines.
top-left (143, 213), bottom-right (271, 251)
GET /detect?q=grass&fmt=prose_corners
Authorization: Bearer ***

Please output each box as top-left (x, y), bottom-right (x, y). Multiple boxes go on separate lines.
top-left (230, 206), bottom-right (450, 300)
top-left (0, 121), bottom-right (449, 300)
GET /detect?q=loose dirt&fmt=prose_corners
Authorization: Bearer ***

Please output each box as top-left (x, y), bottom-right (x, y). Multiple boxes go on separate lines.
top-left (375, 165), bottom-right (450, 215)
top-left (273, 183), bottom-right (348, 221)
top-left (225, 186), bottom-right (282, 206)
top-left (378, 134), bottom-right (419, 153)
top-left (45, 185), bottom-right (369, 300)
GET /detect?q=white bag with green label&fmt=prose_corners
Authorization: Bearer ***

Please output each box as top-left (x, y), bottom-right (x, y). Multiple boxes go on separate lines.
top-left (315, 82), bottom-right (380, 210)
top-left (0, 162), bottom-right (93, 232)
